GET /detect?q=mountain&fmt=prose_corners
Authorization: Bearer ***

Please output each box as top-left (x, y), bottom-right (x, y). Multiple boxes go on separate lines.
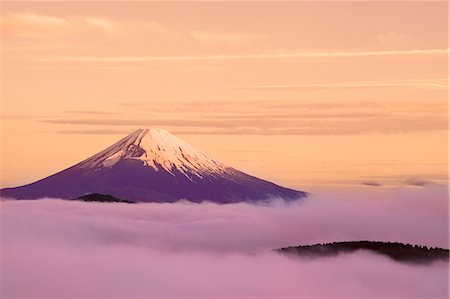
top-left (276, 241), bottom-right (449, 264)
top-left (0, 129), bottom-right (307, 203)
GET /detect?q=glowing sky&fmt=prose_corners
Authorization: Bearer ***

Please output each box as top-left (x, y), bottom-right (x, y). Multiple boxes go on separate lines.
top-left (0, 1), bottom-right (447, 191)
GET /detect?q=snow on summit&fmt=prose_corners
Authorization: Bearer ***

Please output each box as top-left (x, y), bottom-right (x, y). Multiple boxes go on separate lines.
top-left (78, 129), bottom-right (228, 179)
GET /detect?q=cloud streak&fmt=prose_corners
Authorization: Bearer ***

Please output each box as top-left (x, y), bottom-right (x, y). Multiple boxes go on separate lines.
top-left (34, 95), bottom-right (446, 136)
top-left (58, 129), bottom-right (130, 135)
top-left (230, 79), bottom-right (448, 90)
top-left (37, 48), bottom-right (449, 62)
top-left (42, 111), bottom-right (447, 135)
top-left (404, 177), bottom-right (433, 187)
top-left (361, 181), bottom-right (383, 187)
top-left (62, 110), bottom-right (112, 115)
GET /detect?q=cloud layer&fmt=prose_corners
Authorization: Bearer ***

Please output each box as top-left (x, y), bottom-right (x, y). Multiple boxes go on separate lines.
top-left (45, 95), bottom-right (447, 136)
top-left (1, 186), bottom-right (448, 298)
top-left (36, 48), bottom-right (450, 63)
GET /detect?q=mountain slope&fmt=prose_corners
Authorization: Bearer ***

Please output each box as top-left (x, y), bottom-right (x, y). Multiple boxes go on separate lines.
top-left (0, 129), bottom-right (307, 203)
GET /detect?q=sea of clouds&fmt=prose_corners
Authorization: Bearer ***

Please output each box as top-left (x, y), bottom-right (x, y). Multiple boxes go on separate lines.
top-left (0, 185), bottom-right (448, 298)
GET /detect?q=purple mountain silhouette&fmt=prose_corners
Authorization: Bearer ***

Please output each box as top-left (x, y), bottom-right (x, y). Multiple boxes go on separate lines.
top-left (0, 129), bottom-right (307, 203)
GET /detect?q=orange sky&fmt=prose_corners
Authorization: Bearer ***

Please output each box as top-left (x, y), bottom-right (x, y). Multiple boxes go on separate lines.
top-left (0, 1), bottom-right (447, 191)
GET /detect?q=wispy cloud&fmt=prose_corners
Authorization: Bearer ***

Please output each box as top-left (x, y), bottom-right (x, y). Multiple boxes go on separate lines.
top-left (62, 110), bottom-right (112, 115)
top-left (58, 129), bottom-right (129, 135)
top-left (42, 95), bottom-right (447, 136)
top-left (45, 116), bottom-right (447, 136)
top-left (37, 48), bottom-right (449, 62)
top-left (1, 12), bottom-right (265, 53)
top-left (361, 173), bottom-right (448, 186)
top-left (116, 98), bottom-right (446, 113)
top-left (404, 177), bottom-right (433, 187)
top-left (230, 79), bottom-right (448, 91)
top-left (0, 12), bottom-right (118, 37)
top-left (0, 12), bottom-right (179, 45)
top-left (361, 181), bottom-right (384, 187)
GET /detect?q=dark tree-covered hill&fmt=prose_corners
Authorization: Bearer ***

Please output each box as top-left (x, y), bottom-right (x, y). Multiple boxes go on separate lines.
top-left (277, 241), bottom-right (449, 264)
top-left (72, 193), bottom-right (135, 204)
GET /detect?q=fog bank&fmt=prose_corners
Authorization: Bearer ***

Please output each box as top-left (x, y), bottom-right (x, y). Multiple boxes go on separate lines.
top-left (1, 186), bottom-right (448, 298)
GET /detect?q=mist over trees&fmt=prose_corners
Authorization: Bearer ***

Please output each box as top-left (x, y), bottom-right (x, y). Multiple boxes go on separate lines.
top-left (277, 241), bottom-right (449, 264)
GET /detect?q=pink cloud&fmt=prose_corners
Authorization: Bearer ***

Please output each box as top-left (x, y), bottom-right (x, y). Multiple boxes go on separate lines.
top-left (0, 186), bottom-right (448, 298)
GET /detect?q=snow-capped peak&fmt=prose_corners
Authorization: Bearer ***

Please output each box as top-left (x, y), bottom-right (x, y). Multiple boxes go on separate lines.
top-left (78, 128), bottom-right (229, 179)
